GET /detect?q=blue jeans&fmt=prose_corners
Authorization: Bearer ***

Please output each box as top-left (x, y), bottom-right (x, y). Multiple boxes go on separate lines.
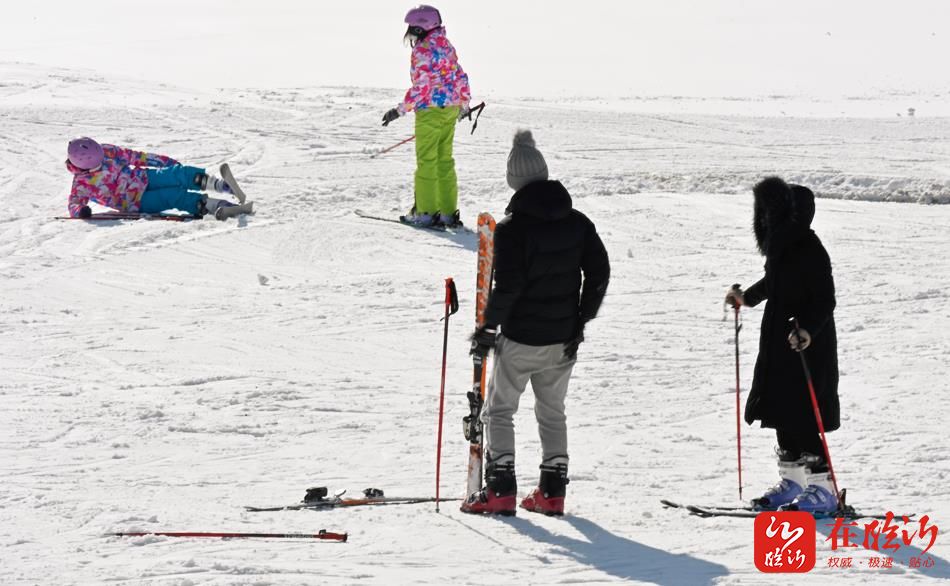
top-left (141, 166), bottom-right (206, 215)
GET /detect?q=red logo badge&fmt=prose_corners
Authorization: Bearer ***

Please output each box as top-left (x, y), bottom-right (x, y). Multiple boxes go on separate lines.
top-left (755, 511), bottom-right (816, 573)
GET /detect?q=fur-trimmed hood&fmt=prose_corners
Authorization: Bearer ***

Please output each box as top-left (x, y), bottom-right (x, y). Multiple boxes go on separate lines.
top-left (753, 176), bottom-right (815, 255)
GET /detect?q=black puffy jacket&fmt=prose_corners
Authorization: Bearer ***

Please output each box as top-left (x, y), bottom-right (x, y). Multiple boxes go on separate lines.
top-left (744, 178), bottom-right (840, 432)
top-left (484, 180), bottom-right (610, 345)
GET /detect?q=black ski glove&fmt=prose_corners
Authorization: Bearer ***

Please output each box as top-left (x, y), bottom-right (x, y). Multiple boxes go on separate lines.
top-left (563, 322), bottom-right (586, 360)
top-left (469, 325), bottom-right (497, 358)
top-left (381, 108), bottom-right (401, 126)
top-left (78, 205), bottom-right (92, 219)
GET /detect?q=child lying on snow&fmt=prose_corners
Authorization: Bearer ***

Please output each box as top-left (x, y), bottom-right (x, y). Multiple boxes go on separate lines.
top-left (65, 137), bottom-right (252, 220)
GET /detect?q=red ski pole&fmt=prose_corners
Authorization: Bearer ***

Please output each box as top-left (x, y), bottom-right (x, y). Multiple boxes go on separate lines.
top-left (371, 135), bottom-right (415, 159)
top-left (112, 530), bottom-right (347, 541)
top-left (733, 302), bottom-right (743, 502)
top-left (791, 317), bottom-right (842, 505)
top-left (435, 278), bottom-right (459, 512)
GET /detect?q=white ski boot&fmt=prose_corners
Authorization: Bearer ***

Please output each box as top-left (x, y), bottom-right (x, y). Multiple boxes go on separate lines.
top-left (214, 201), bottom-right (254, 220)
top-left (219, 163), bottom-right (247, 204)
top-left (751, 458), bottom-right (807, 511)
top-left (783, 470), bottom-right (839, 514)
top-left (201, 197), bottom-right (254, 221)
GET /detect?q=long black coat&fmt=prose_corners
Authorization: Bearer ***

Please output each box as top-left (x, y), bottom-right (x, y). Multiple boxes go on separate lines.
top-left (743, 178), bottom-right (840, 432)
top-left (484, 180), bottom-right (610, 346)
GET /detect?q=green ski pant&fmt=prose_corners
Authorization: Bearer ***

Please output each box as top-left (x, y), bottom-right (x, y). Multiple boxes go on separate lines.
top-left (414, 106), bottom-right (459, 215)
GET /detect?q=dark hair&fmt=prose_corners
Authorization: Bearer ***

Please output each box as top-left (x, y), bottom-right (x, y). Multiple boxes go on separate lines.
top-left (403, 25), bottom-right (433, 47)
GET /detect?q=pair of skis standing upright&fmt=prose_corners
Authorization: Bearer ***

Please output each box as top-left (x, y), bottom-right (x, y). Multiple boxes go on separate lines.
top-left (432, 213), bottom-right (496, 511)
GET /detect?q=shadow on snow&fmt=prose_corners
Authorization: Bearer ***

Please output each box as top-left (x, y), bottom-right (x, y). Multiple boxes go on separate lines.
top-left (504, 514), bottom-right (730, 585)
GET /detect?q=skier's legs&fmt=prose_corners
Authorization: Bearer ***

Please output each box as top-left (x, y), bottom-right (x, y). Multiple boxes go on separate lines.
top-left (435, 106), bottom-right (459, 215)
top-left (481, 335), bottom-right (533, 465)
top-left (529, 346), bottom-right (575, 464)
top-left (775, 428), bottom-right (825, 466)
top-left (413, 109), bottom-right (440, 215)
top-left (139, 187), bottom-right (203, 215)
top-left (145, 166), bottom-right (205, 190)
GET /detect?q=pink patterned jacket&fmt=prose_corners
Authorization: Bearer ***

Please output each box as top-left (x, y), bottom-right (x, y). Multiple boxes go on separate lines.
top-left (398, 27), bottom-right (471, 114)
top-left (66, 145), bottom-right (179, 217)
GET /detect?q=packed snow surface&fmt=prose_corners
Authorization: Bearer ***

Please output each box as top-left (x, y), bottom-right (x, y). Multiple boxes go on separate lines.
top-left (1, 63), bottom-right (948, 584)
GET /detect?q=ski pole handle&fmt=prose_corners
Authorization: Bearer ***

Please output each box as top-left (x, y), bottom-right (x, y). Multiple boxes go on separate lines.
top-left (729, 283), bottom-right (742, 307)
top-left (466, 102), bottom-right (486, 135)
top-left (443, 278), bottom-right (459, 318)
top-left (723, 283), bottom-right (742, 320)
top-left (789, 317), bottom-right (813, 352)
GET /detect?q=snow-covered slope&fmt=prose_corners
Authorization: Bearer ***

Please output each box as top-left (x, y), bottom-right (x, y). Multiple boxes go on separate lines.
top-left (1, 63), bottom-right (948, 584)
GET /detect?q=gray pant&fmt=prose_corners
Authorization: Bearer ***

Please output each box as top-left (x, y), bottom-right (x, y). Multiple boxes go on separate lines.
top-left (481, 335), bottom-right (575, 467)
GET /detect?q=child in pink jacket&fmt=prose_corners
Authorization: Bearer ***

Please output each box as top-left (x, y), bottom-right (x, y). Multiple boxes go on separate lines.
top-left (381, 4), bottom-right (471, 228)
top-left (65, 137), bottom-right (251, 220)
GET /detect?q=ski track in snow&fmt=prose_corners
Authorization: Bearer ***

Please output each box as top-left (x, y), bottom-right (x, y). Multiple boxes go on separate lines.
top-left (0, 62), bottom-right (948, 585)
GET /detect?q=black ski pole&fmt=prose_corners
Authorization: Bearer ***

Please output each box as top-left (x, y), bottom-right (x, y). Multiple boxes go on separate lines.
top-left (461, 101), bottom-right (486, 134)
top-left (731, 285), bottom-right (743, 501)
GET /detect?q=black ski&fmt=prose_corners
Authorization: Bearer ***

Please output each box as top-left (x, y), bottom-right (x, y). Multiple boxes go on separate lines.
top-left (245, 487), bottom-right (462, 512)
top-left (354, 210), bottom-right (470, 233)
top-left (661, 499), bottom-right (750, 511)
top-left (662, 499), bottom-right (912, 521)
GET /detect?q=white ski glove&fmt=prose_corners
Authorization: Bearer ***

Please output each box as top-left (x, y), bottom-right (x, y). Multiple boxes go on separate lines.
top-left (724, 284), bottom-right (745, 308)
top-left (788, 327), bottom-right (812, 351)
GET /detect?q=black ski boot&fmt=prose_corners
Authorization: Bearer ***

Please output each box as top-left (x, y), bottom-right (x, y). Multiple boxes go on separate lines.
top-left (521, 463), bottom-right (568, 516)
top-left (461, 461), bottom-right (517, 516)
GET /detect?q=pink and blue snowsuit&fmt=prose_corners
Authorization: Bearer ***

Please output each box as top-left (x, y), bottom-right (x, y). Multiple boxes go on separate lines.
top-left (398, 26), bottom-right (471, 116)
top-left (66, 145), bottom-right (208, 217)
top-left (398, 27), bottom-right (470, 216)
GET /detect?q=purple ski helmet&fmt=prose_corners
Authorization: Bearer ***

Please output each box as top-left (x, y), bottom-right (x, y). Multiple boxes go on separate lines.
top-left (404, 5), bottom-right (442, 31)
top-left (67, 137), bottom-right (104, 170)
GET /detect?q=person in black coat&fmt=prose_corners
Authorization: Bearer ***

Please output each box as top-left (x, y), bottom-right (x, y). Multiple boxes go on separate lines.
top-left (726, 176), bottom-right (840, 513)
top-left (461, 130), bottom-right (610, 516)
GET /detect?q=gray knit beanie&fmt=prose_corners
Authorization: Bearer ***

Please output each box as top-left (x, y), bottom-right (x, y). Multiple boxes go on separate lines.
top-left (506, 130), bottom-right (548, 191)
